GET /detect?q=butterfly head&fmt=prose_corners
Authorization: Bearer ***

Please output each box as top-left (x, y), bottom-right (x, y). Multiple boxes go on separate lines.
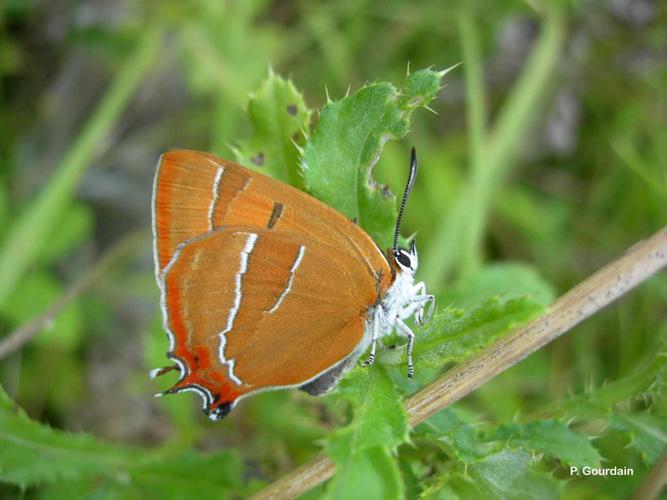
top-left (393, 240), bottom-right (418, 276)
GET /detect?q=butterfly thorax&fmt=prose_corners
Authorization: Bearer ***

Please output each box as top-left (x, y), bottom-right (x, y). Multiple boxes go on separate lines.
top-left (375, 269), bottom-right (416, 334)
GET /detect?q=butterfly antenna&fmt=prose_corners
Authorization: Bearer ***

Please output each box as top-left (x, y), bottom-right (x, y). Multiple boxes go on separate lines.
top-left (393, 147), bottom-right (418, 254)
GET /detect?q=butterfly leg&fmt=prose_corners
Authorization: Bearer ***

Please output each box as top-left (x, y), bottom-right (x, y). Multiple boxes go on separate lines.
top-left (400, 293), bottom-right (435, 326)
top-left (362, 308), bottom-right (380, 367)
top-left (411, 281), bottom-right (435, 325)
top-left (396, 318), bottom-right (415, 378)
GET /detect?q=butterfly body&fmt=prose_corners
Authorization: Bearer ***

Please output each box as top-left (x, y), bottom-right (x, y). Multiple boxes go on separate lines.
top-left (152, 150), bottom-right (433, 420)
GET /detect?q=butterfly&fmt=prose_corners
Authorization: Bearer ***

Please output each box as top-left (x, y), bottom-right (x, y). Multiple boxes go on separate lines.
top-left (151, 148), bottom-right (434, 420)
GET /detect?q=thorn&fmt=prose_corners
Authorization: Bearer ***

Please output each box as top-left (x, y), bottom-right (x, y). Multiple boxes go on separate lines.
top-left (438, 62), bottom-right (462, 78)
top-left (325, 85), bottom-right (332, 104)
top-left (424, 105), bottom-right (438, 115)
top-left (267, 64), bottom-right (275, 77)
top-left (291, 139), bottom-right (304, 156)
top-left (227, 143), bottom-right (242, 158)
top-left (406, 60), bottom-right (411, 77)
top-left (345, 84), bottom-right (351, 97)
top-left (299, 126), bottom-right (310, 141)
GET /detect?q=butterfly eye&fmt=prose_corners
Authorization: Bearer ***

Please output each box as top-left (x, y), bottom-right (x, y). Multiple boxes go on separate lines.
top-left (395, 250), bottom-right (413, 270)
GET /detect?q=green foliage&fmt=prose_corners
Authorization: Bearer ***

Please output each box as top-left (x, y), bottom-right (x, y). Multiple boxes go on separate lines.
top-left (487, 420), bottom-right (601, 469)
top-left (233, 71), bottom-right (312, 187)
top-left (301, 68), bottom-right (444, 249)
top-left (326, 369), bottom-right (409, 456)
top-left (413, 411), bottom-right (565, 499)
top-left (0, 386), bottom-right (244, 495)
top-left (0, 271), bottom-right (82, 349)
top-left (0, 26), bottom-right (162, 308)
top-left (610, 412), bottom-right (667, 465)
top-left (325, 369), bottom-right (408, 499)
top-left (414, 296), bottom-right (543, 368)
top-left (445, 449), bottom-right (561, 500)
top-left (327, 445), bottom-right (404, 500)
top-left (35, 203), bottom-right (94, 266)
top-left (447, 262), bottom-right (556, 307)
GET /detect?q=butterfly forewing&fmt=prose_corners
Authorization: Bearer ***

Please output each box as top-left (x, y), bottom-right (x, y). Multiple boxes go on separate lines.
top-left (161, 226), bottom-right (378, 413)
top-left (153, 150), bottom-right (391, 287)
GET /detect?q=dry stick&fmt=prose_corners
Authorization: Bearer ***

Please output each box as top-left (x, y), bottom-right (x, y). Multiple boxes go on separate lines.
top-left (252, 226), bottom-right (667, 500)
top-left (0, 232), bottom-right (147, 361)
top-left (633, 448), bottom-right (667, 500)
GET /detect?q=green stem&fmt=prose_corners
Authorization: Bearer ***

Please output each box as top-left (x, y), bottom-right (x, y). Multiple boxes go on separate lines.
top-left (422, 6), bottom-right (565, 286)
top-left (457, 11), bottom-right (487, 278)
top-left (0, 27), bottom-right (162, 308)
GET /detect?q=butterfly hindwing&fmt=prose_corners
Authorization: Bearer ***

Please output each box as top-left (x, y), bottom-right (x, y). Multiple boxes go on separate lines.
top-left (160, 226), bottom-right (375, 415)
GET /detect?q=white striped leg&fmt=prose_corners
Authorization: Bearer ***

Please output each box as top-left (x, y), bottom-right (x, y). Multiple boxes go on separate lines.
top-left (415, 295), bottom-right (435, 325)
top-left (396, 318), bottom-right (415, 378)
top-left (362, 309), bottom-right (380, 367)
top-left (399, 294), bottom-right (434, 325)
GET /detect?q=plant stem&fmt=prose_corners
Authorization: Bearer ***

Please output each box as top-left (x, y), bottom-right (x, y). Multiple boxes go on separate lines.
top-left (457, 10), bottom-right (487, 278)
top-left (422, 6), bottom-right (566, 285)
top-left (251, 225), bottom-right (667, 499)
top-left (0, 27), bottom-right (161, 308)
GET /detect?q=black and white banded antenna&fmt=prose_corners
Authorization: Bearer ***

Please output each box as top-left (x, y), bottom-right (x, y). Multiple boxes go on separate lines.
top-left (393, 147), bottom-right (418, 255)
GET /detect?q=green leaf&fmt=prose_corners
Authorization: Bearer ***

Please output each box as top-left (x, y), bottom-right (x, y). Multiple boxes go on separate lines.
top-left (417, 409), bottom-right (489, 465)
top-left (610, 412), bottom-right (667, 465)
top-left (327, 446), bottom-right (404, 500)
top-left (555, 352), bottom-right (667, 420)
top-left (39, 451), bottom-right (245, 499)
top-left (326, 368), bottom-right (409, 458)
top-left (414, 296), bottom-right (544, 368)
top-left (444, 450), bottom-right (561, 500)
top-left (0, 385), bottom-right (244, 495)
top-left (301, 68), bottom-right (445, 249)
top-left (487, 420), bottom-right (601, 469)
top-left (325, 369), bottom-right (409, 500)
top-left (234, 71), bottom-right (312, 187)
top-left (129, 451), bottom-right (244, 497)
top-left (0, 384), bottom-right (133, 487)
top-left (447, 263), bottom-right (556, 307)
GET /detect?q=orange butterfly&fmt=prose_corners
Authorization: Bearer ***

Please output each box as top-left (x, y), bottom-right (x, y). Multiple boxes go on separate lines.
top-left (151, 149), bottom-right (433, 420)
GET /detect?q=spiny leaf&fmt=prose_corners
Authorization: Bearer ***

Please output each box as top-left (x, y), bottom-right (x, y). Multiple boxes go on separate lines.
top-left (0, 386), bottom-right (130, 487)
top-left (326, 446), bottom-right (404, 500)
top-left (610, 412), bottom-right (667, 465)
top-left (0, 385), bottom-right (243, 494)
top-left (326, 368), bottom-right (409, 458)
top-left (234, 72), bottom-right (312, 187)
top-left (487, 420), bottom-right (602, 469)
top-left (438, 450), bottom-right (562, 500)
top-left (415, 409), bottom-right (490, 465)
top-left (301, 68), bottom-right (445, 249)
top-left (556, 351), bottom-right (667, 421)
top-left (414, 296), bottom-right (544, 368)
top-left (325, 369), bottom-right (408, 500)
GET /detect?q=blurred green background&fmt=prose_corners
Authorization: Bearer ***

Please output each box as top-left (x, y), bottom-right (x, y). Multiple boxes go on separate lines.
top-left (1, 0), bottom-right (666, 498)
